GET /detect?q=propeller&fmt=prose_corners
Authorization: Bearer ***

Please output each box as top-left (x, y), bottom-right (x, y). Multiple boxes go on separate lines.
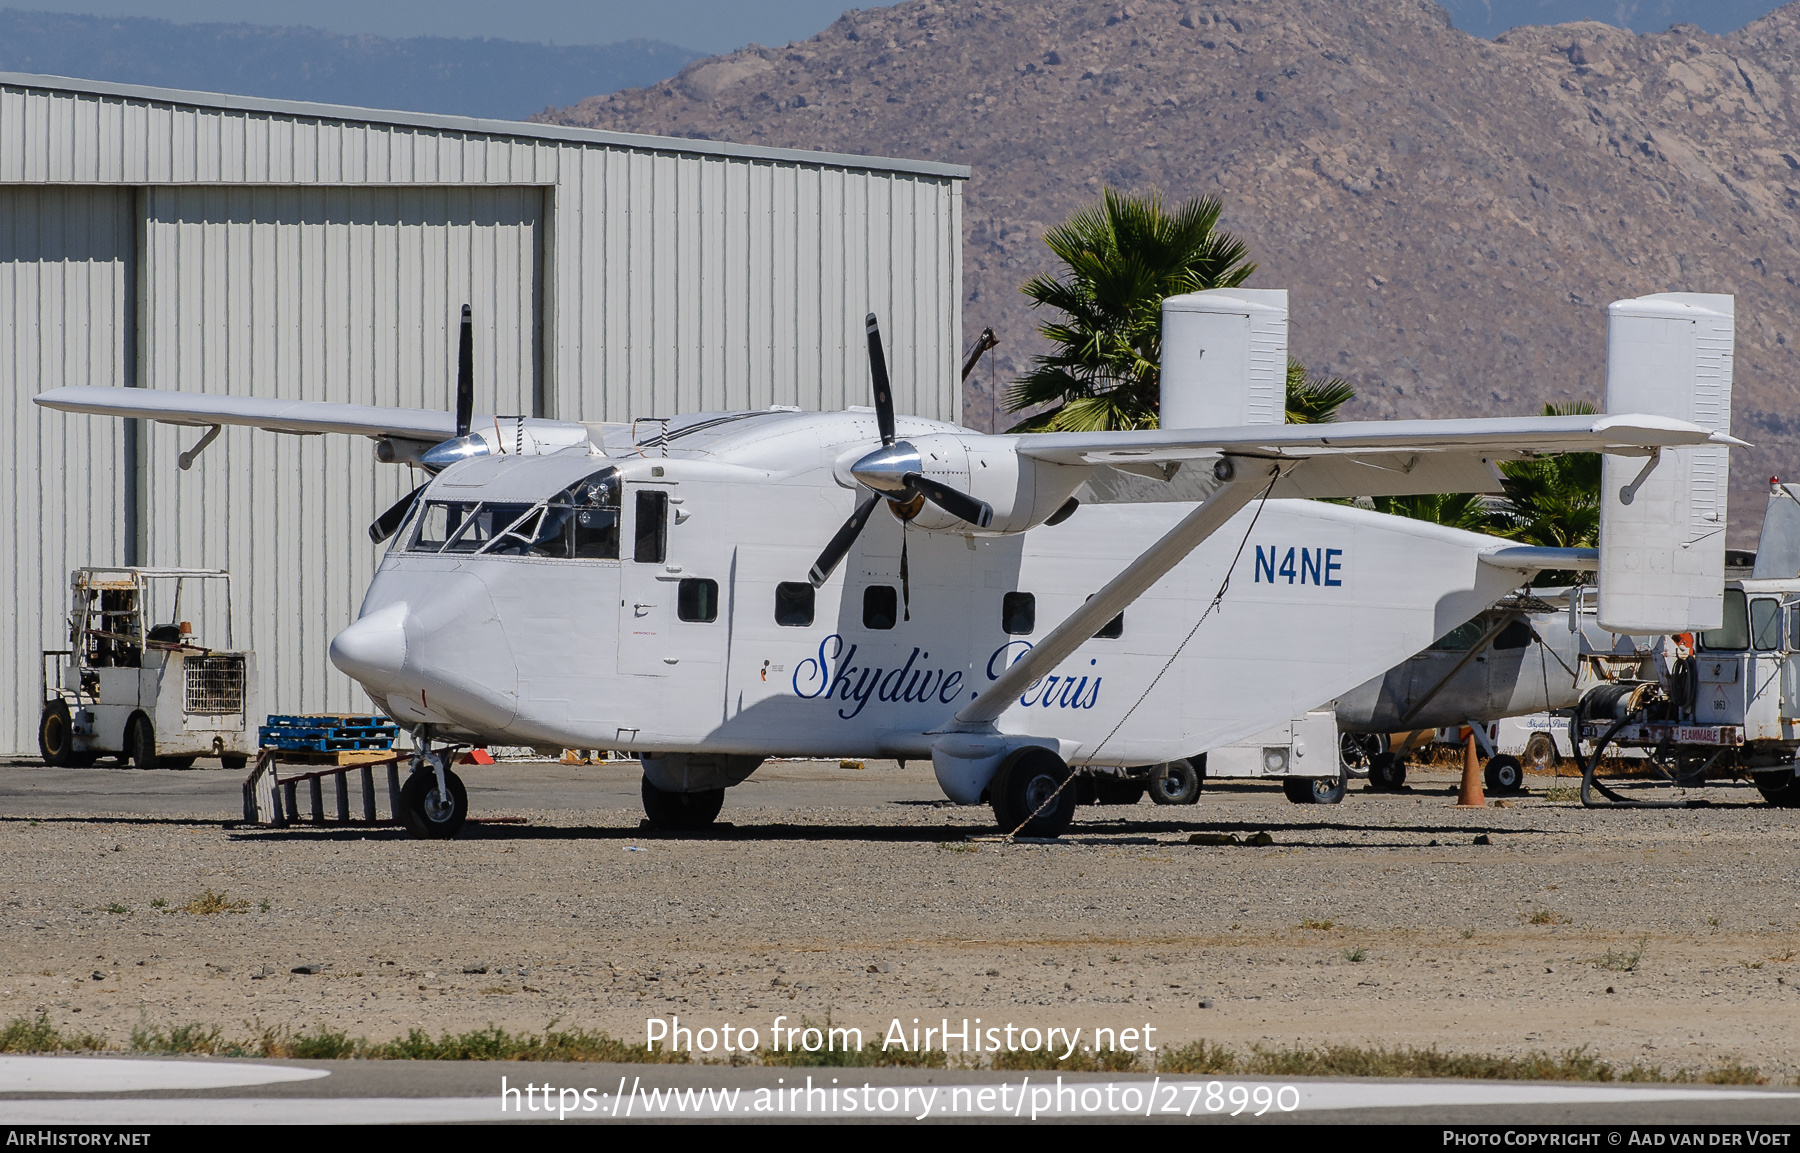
top-left (454, 303), bottom-right (473, 440)
top-left (369, 481), bottom-right (431, 544)
top-left (367, 305), bottom-right (481, 543)
top-left (806, 313), bottom-right (995, 587)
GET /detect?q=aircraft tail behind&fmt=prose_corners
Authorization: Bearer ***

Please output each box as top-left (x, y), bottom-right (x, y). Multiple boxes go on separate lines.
top-left (1597, 292), bottom-right (1733, 634)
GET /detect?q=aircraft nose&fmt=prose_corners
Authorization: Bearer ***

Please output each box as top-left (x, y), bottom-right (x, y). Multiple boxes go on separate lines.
top-left (329, 602), bottom-right (409, 693)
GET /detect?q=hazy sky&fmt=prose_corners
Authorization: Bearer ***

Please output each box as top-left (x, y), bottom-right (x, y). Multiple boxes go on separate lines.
top-left (4, 0), bottom-right (1790, 54)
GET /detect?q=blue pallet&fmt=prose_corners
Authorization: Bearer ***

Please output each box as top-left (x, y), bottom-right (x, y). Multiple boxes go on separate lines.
top-left (260, 713), bottom-right (397, 752)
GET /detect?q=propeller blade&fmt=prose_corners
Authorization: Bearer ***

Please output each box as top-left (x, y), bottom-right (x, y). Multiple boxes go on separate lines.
top-left (369, 482), bottom-right (430, 544)
top-left (454, 304), bottom-right (473, 441)
top-left (906, 475), bottom-right (994, 529)
top-left (808, 492), bottom-right (881, 588)
top-left (865, 313), bottom-right (896, 447)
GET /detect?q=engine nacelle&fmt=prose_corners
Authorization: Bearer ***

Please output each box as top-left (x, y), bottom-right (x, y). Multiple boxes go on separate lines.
top-left (865, 434), bottom-right (1091, 536)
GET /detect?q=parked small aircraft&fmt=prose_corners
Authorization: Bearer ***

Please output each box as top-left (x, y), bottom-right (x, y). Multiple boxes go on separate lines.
top-left (37, 291), bottom-right (1741, 838)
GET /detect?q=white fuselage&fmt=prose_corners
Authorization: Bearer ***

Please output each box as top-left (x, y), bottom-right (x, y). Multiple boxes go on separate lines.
top-left (332, 410), bottom-right (1531, 779)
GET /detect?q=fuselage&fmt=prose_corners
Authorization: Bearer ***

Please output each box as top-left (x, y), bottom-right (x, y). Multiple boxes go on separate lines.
top-left (330, 408), bottom-right (1537, 771)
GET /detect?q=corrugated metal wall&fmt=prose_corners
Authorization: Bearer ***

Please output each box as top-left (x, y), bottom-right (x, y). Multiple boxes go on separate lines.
top-left (2, 76), bottom-right (966, 753)
top-left (2, 186), bottom-right (134, 757)
top-left (137, 184), bottom-right (544, 717)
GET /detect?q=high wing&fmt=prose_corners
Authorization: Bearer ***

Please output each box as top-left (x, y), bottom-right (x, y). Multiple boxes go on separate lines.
top-left (33, 384), bottom-right (588, 448)
top-left (1018, 414), bottom-right (1748, 499)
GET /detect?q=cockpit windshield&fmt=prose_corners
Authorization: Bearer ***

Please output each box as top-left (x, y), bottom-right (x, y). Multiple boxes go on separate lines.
top-left (403, 469), bottom-right (622, 561)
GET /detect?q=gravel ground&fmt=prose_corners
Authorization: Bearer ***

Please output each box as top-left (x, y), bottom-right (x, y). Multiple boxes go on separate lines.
top-left (2, 757), bottom-right (1797, 1077)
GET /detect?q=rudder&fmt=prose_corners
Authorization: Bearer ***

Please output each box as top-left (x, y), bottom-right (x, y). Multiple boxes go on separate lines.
top-left (1597, 292), bottom-right (1733, 634)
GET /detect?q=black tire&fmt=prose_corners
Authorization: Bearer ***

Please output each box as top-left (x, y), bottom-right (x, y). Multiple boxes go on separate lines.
top-left (400, 766), bottom-right (469, 839)
top-left (221, 754), bottom-right (248, 771)
top-left (1522, 733), bottom-right (1559, 774)
top-left (1367, 753), bottom-right (1407, 791)
top-left (1339, 732), bottom-right (1383, 778)
top-left (1484, 754), bottom-right (1525, 794)
top-left (1147, 759), bottom-right (1202, 806)
top-left (1091, 775), bottom-right (1145, 806)
top-left (640, 775), bottom-right (725, 831)
top-left (39, 701), bottom-right (75, 767)
top-left (125, 714), bottom-right (160, 771)
top-left (989, 748), bottom-right (1077, 838)
top-left (1755, 772), bottom-right (1800, 808)
top-left (1285, 769), bottom-right (1347, 805)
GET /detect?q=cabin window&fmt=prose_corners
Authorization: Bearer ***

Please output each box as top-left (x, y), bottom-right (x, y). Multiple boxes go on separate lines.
top-left (1494, 619), bottom-right (1533, 650)
top-left (863, 585), bottom-right (898, 630)
top-left (1700, 589), bottom-right (1749, 651)
top-left (678, 578), bottom-right (719, 623)
top-left (775, 582), bottom-right (815, 627)
top-left (1002, 592), bottom-right (1035, 635)
top-left (633, 490), bottom-right (669, 563)
top-left (1083, 594), bottom-right (1124, 639)
top-left (1751, 597), bottom-right (1782, 651)
top-left (1429, 618), bottom-right (1486, 651)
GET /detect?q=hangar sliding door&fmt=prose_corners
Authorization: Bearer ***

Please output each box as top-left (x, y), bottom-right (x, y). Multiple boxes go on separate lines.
top-left (2, 187), bottom-right (135, 756)
top-left (137, 185), bottom-right (545, 720)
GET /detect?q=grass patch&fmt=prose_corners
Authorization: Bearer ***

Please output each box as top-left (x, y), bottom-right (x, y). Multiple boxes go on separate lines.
top-left (1544, 786), bottom-right (1580, 802)
top-left (1527, 908), bottom-right (1570, 925)
top-left (182, 889), bottom-right (248, 915)
top-left (1597, 935), bottom-right (1648, 972)
top-left (1299, 918), bottom-right (1335, 930)
top-left (102, 902), bottom-right (130, 915)
top-left (131, 1022), bottom-right (228, 1054)
top-left (0, 1012), bottom-right (107, 1053)
top-left (1343, 947), bottom-right (1368, 963)
top-left (991, 1047), bottom-right (1140, 1072)
top-left (1152, 1040), bottom-right (1765, 1083)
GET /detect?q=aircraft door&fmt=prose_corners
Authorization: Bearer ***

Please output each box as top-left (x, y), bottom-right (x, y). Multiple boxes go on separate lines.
top-left (619, 486), bottom-right (675, 676)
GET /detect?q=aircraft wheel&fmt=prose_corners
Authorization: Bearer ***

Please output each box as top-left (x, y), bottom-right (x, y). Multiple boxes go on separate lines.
top-left (1287, 769), bottom-right (1347, 805)
top-left (1339, 731), bottom-right (1383, 778)
top-left (400, 766), bottom-right (468, 839)
top-left (1147, 759), bottom-right (1202, 806)
top-left (640, 776), bottom-right (724, 831)
top-left (1754, 772), bottom-right (1800, 808)
top-left (1484, 754), bottom-right (1525, 794)
top-left (125, 714), bottom-right (161, 771)
top-left (1367, 753), bottom-right (1407, 791)
top-left (1522, 733), bottom-right (1559, 773)
top-left (990, 748), bottom-right (1077, 838)
top-left (1091, 775), bottom-right (1145, 806)
top-left (38, 701), bottom-right (75, 767)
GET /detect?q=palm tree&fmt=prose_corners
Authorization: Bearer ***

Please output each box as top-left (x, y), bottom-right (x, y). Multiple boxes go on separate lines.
top-left (1284, 357), bottom-right (1356, 425)
top-left (1370, 492), bottom-right (1497, 532)
top-left (1005, 187), bottom-right (1256, 432)
top-left (1491, 401), bottom-right (1602, 549)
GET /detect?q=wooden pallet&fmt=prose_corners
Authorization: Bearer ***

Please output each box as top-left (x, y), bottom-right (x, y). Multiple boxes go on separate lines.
top-left (265, 748), bottom-right (398, 767)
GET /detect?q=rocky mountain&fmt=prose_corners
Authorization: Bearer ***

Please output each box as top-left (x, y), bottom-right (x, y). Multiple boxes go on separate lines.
top-left (0, 8), bottom-right (700, 121)
top-left (535, 0), bottom-right (1800, 544)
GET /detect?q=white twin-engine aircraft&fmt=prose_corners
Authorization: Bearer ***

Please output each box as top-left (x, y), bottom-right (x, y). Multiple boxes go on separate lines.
top-left (37, 291), bottom-right (1742, 839)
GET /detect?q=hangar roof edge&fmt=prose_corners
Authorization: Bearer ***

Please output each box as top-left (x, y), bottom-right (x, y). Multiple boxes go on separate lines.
top-left (0, 70), bottom-right (972, 181)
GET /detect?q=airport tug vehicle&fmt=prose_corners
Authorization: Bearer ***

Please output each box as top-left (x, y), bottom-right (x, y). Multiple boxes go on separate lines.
top-left (36, 291), bottom-right (1739, 837)
top-left (1571, 481), bottom-right (1800, 807)
top-left (38, 567), bottom-right (258, 769)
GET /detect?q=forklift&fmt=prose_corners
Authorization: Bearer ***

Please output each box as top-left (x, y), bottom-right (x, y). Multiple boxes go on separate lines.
top-left (38, 567), bottom-right (259, 769)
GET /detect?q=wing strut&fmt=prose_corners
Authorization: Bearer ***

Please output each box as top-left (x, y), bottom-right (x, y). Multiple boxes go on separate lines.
top-left (948, 459), bottom-right (1278, 730)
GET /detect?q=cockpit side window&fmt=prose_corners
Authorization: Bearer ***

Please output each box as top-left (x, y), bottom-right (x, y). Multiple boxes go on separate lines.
top-left (409, 501), bottom-right (481, 552)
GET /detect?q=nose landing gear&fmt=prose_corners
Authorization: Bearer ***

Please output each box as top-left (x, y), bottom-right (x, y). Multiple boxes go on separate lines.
top-left (399, 746), bottom-right (468, 839)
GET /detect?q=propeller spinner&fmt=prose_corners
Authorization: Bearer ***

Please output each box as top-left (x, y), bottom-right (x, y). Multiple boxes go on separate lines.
top-left (805, 314), bottom-right (995, 587)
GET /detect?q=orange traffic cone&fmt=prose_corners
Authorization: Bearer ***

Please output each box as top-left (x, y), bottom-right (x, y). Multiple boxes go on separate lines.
top-left (1456, 731), bottom-right (1486, 807)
